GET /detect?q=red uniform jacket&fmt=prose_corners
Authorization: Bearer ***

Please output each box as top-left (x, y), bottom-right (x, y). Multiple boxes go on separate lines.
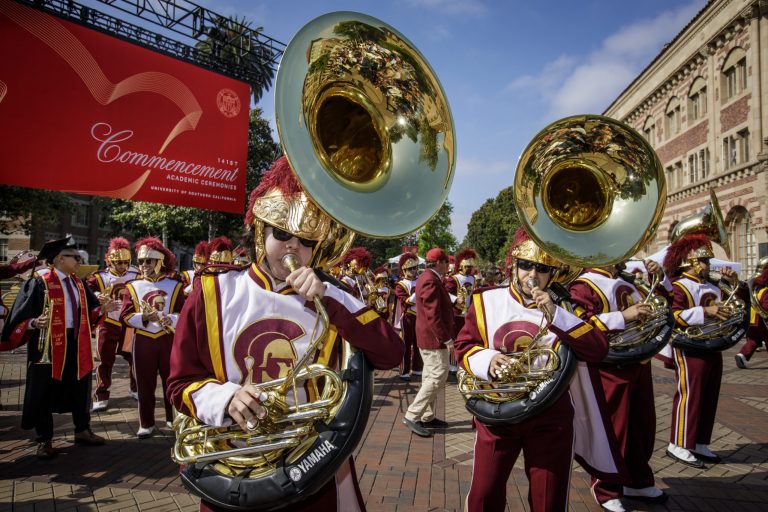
top-left (415, 269), bottom-right (454, 349)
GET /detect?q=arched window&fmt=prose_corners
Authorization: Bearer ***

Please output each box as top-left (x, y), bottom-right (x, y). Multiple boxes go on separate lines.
top-left (665, 97), bottom-right (681, 139)
top-left (721, 47), bottom-right (747, 103)
top-left (642, 116), bottom-right (656, 147)
top-left (687, 76), bottom-right (707, 124)
top-left (726, 206), bottom-right (756, 271)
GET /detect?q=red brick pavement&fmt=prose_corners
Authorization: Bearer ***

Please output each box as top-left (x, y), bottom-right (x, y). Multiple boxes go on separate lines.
top-left (1, 344), bottom-right (767, 511)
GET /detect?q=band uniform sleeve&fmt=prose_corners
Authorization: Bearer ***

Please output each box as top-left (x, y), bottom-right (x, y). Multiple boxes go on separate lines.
top-left (167, 284), bottom-right (240, 426)
top-left (568, 280), bottom-right (625, 332)
top-left (167, 281), bottom-right (186, 329)
top-left (394, 282), bottom-right (409, 304)
top-left (418, 275), bottom-right (454, 344)
top-left (316, 285), bottom-right (405, 370)
top-left (0, 257), bottom-right (35, 280)
top-left (671, 281), bottom-right (703, 327)
top-left (454, 298), bottom-right (499, 381)
top-left (82, 279), bottom-right (104, 326)
top-left (120, 284), bottom-right (145, 330)
top-left (0, 277), bottom-right (43, 349)
top-left (547, 305), bottom-right (609, 363)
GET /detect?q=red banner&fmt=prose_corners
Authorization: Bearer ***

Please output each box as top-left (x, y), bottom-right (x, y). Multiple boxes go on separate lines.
top-left (0, 1), bottom-right (249, 213)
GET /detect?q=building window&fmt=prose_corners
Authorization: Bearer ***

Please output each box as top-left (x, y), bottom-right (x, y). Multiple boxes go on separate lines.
top-left (0, 239), bottom-right (7, 263)
top-left (71, 201), bottom-right (89, 227)
top-left (728, 207), bottom-right (756, 272)
top-left (689, 148), bottom-right (710, 184)
top-left (674, 161), bottom-right (683, 188)
top-left (666, 165), bottom-right (675, 190)
top-left (665, 97), bottom-right (681, 139)
top-left (643, 117), bottom-right (656, 147)
top-left (688, 77), bottom-right (707, 123)
top-left (721, 48), bottom-right (747, 103)
top-left (722, 129), bottom-right (750, 170)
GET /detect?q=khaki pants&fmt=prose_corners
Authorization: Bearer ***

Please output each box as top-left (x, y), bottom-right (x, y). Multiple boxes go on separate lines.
top-left (405, 348), bottom-right (449, 422)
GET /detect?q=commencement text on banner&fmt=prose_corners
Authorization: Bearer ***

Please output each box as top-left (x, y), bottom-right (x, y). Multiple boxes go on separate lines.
top-left (0, 0), bottom-right (249, 213)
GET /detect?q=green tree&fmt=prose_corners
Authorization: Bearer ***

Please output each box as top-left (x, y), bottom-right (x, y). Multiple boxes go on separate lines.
top-left (0, 187), bottom-right (73, 235)
top-left (354, 232), bottom-right (420, 268)
top-left (417, 201), bottom-right (457, 255)
top-left (464, 186), bottom-right (519, 264)
top-left (195, 16), bottom-right (275, 102)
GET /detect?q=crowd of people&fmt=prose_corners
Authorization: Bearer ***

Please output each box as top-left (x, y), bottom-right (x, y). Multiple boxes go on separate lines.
top-left (0, 158), bottom-right (762, 512)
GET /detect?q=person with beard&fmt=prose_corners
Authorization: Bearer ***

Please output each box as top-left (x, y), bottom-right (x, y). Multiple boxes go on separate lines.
top-left (1, 238), bottom-right (112, 458)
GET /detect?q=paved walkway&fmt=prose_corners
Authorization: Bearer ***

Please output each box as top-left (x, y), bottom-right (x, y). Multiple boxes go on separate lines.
top-left (1, 343), bottom-right (767, 511)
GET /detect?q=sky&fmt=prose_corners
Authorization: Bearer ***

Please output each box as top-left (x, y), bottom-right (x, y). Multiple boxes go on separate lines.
top-left (82, 0), bottom-right (708, 242)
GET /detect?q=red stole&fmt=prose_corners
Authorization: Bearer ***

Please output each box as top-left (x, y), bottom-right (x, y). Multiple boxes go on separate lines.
top-left (43, 271), bottom-right (94, 380)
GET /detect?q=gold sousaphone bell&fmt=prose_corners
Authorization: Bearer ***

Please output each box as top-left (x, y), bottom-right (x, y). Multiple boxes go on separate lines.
top-left (514, 115), bottom-right (666, 267)
top-left (275, 11), bottom-right (455, 239)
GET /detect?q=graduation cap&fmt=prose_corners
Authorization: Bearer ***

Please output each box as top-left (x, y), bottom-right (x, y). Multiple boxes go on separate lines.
top-left (38, 236), bottom-right (77, 262)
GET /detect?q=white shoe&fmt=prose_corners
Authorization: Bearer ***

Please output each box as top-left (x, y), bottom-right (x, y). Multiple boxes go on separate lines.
top-left (166, 421), bottom-right (173, 429)
top-left (600, 498), bottom-right (625, 512)
top-left (129, 390), bottom-right (139, 400)
top-left (666, 443), bottom-right (704, 467)
top-left (91, 400), bottom-right (108, 413)
top-left (623, 486), bottom-right (663, 498)
top-left (137, 425), bottom-right (156, 439)
top-left (735, 353), bottom-right (747, 369)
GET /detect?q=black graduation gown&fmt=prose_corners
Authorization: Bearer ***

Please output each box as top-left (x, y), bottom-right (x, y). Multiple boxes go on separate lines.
top-left (1, 275), bottom-right (100, 430)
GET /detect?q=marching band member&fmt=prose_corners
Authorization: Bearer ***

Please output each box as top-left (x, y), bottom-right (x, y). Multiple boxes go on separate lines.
top-left (340, 247), bottom-right (372, 301)
top-left (394, 253), bottom-right (422, 380)
top-left (1, 238), bottom-right (112, 458)
top-left (0, 251), bottom-right (37, 334)
top-left (207, 236), bottom-right (235, 265)
top-left (736, 259), bottom-right (768, 368)
top-left (402, 247), bottom-right (455, 438)
top-left (569, 260), bottom-right (670, 511)
top-left (662, 234), bottom-right (745, 467)
top-left (182, 241), bottom-right (209, 295)
top-left (167, 157), bottom-right (404, 511)
top-left (87, 237), bottom-right (139, 411)
top-left (445, 249), bottom-right (477, 372)
top-left (120, 237), bottom-right (184, 439)
top-left (454, 228), bottom-right (611, 512)
top-left (372, 265), bottom-right (392, 319)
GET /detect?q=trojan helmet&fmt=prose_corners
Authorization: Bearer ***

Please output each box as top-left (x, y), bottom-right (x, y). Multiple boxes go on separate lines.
top-left (135, 236), bottom-right (175, 276)
top-left (192, 241), bottom-right (210, 265)
top-left (208, 236), bottom-right (234, 264)
top-left (456, 249), bottom-right (477, 275)
top-left (663, 234), bottom-right (714, 277)
top-left (105, 237), bottom-right (131, 266)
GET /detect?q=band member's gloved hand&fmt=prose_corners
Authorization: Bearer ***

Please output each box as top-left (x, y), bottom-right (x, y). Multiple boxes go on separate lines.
top-left (101, 300), bottom-right (119, 314)
top-left (704, 305), bottom-right (730, 320)
top-left (720, 267), bottom-right (738, 285)
top-left (489, 353), bottom-right (513, 379)
top-left (531, 286), bottom-right (556, 319)
top-left (644, 259), bottom-right (663, 279)
top-left (228, 385), bottom-right (268, 431)
top-left (142, 310), bottom-right (161, 323)
top-left (97, 294), bottom-right (111, 306)
top-left (287, 266), bottom-right (326, 301)
top-left (622, 303), bottom-right (652, 322)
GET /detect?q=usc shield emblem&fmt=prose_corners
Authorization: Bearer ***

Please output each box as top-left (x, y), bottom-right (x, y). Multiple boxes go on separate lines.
top-left (232, 319), bottom-right (305, 384)
top-left (493, 320), bottom-right (540, 353)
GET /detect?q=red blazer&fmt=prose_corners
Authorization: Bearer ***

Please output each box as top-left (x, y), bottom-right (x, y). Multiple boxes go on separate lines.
top-left (415, 269), bottom-right (454, 349)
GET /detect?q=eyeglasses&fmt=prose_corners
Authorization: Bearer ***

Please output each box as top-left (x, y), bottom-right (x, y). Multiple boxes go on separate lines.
top-left (61, 254), bottom-right (83, 262)
top-left (270, 226), bottom-right (318, 249)
top-left (517, 259), bottom-right (553, 273)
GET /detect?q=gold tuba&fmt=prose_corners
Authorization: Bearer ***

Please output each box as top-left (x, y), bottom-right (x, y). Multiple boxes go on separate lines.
top-left (173, 11), bottom-right (454, 510)
top-left (459, 115), bottom-right (666, 424)
top-left (668, 189), bottom-right (749, 351)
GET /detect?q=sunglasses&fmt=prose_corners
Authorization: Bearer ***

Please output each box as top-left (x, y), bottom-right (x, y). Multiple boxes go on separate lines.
top-left (114, 260), bottom-right (130, 265)
top-left (61, 254), bottom-right (83, 262)
top-left (517, 259), bottom-right (553, 273)
top-left (137, 258), bottom-right (157, 265)
top-left (270, 226), bottom-right (318, 249)
top-left (697, 258), bottom-right (712, 265)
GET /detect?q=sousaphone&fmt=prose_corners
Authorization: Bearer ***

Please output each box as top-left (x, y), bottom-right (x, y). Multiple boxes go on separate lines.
top-left (173, 11), bottom-right (455, 511)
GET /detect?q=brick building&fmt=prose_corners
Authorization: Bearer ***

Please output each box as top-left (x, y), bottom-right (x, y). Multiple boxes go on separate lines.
top-left (604, 0), bottom-right (768, 272)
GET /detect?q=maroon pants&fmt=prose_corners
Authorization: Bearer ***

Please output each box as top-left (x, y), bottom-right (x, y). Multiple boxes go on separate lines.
top-left (670, 348), bottom-right (722, 449)
top-left (739, 324), bottom-right (767, 360)
top-left (399, 313), bottom-right (422, 375)
top-left (591, 362), bottom-right (656, 503)
top-left (94, 322), bottom-right (136, 401)
top-left (133, 333), bottom-right (173, 428)
top-left (466, 393), bottom-right (574, 512)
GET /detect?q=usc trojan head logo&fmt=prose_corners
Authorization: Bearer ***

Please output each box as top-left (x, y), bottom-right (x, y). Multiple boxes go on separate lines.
top-left (615, 283), bottom-right (636, 310)
top-left (493, 320), bottom-right (541, 353)
top-left (142, 289), bottom-right (168, 312)
top-left (232, 319), bottom-right (305, 385)
top-left (700, 292), bottom-right (718, 307)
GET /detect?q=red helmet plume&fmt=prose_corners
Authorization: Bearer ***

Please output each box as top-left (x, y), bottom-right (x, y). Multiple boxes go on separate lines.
top-left (663, 234), bottom-right (713, 276)
top-left (456, 248), bottom-right (477, 269)
top-left (245, 156), bottom-right (303, 227)
top-left (105, 236), bottom-right (131, 263)
top-left (343, 247), bottom-right (372, 269)
top-left (193, 240), bottom-right (210, 261)
top-left (399, 253), bottom-right (419, 272)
